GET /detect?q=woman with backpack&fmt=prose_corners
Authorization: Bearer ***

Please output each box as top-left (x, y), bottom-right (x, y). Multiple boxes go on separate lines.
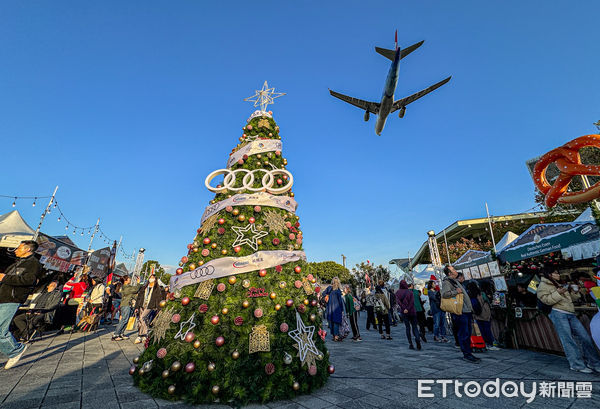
top-left (538, 269), bottom-right (600, 373)
top-left (364, 287), bottom-right (377, 330)
top-left (466, 281), bottom-right (499, 351)
top-left (323, 277), bottom-right (344, 342)
top-left (375, 281), bottom-right (392, 340)
top-left (343, 285), bottom-right (362, 341)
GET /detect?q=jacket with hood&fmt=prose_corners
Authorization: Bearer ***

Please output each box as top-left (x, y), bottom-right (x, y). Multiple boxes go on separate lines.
top-left (395, 280), bottom-right (416, 316)
top-left (537, 277), bottom-right (575, 313)
top-left (0, 254), bottom-right (44, 304)
top-left (374, 286), bottom-right (390, 314)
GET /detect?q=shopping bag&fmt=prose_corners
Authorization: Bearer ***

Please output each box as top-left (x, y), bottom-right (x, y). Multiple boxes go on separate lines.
top-left (126, 317), bottom-right (136, 331)
top-left (470, 321), bottom-right (486, 350)
top-left (440, 293), bottom-right (463, 315)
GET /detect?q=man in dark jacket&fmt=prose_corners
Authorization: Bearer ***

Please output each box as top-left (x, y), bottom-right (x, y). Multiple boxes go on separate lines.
top-left (113, 276), bottom-right (141, 341)
top-left (13, 281), bottom-right (62, 340)
top-left (395, 280), bottom-right (421, 350)
top-left (0, 240), bottom-right (44, 369)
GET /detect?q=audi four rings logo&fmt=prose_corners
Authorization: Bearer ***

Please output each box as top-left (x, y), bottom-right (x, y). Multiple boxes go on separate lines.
top-left (205, 168), bottom-right (294, 194)
top-left (189, 265), bottom-right (215, 279)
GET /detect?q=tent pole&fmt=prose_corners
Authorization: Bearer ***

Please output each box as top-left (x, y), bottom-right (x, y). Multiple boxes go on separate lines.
top-left (88, 218), bottom-right (100, 252)
top-left (33, 186), bottom-right (58, 241)
top-left (485, 202), bottom-right (497, 253)
top-left (443, 229), bottom-right (451, 265)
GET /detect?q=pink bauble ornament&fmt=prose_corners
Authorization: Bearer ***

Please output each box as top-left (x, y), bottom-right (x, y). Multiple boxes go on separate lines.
top-left (218, 218), bottom-right (225, 225)
top-left (275, 265), bottom-right (282, 272)
top-left (210, 315), bottom-right (220, 325)
top-left (129, 365), bottom-right (136, 375)
top-left (285, 222), bottom-right (292, 228)
top-left (198, 304), bottom-right (208, 313)
top-left (218, 227), bottom-right (225, 235)
top-left (308, 365), bottom-right (317, 376)
top-left (217, 283), bottom-right (226, 292)
top-left (254, 308), bottom-right (263, 318)
top-left (297, 304), bottom-right (306, 313)
top-left (184, 332), bottom-right (195, 343)
top-left (307, 274), bottom-right (314, 281)
top-left (294, 266), bottom-right (302, 273)
top-left (171, 314), bottom-right (181, 323)
top-left (226, 206), bottom-right (233, 212)
top-left (181, 297), bottom-right (190, 306)
top-left (259, 269), bottom-right (267, 277)
top-left (249, 217), bottom-right (256, 224)
top-left (237, 159), bottom-right (244, 165)
top-left (280, 323), bottom-right (289, 332)
top-left (254, 205), bottom-right (261, 212)
top-left (272, 238), bottom-right (280, 245)
top-left (247, 125), bottom-right (253, 130)
top-left (201, 249), bottom-right (210, 257)
top-left (289, 233), bottom-right (296, 240)
top-left (176, 268), bottom-right (183, 275)
top-left (215, 336), bottom-right (225, 347)
top-left (185, 362), bottom-right (195, 373)
top-left (234, 246), bottom-right (241, 253)
top-left (294, 280), bottom-right (302, 288)
top-left (310, 299), bottom-right (318, 307)
top-left (234, 316), bottom-right (244, 326)
top-left (265, 363), bottom-right (275, 375)
top-left (181, 256), bottom-right (188, 263)
top-left (286, 299), bottom-right (294, 307)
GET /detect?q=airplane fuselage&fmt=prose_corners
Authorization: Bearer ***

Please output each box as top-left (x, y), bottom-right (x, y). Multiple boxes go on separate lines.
top-left (375, 47), bottom-right (401, 135)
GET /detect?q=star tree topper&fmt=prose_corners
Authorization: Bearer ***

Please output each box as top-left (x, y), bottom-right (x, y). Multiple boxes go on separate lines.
top-left (244, 81), bottom-right (286, 113)
top-left (231, 224), bottom-right (268, 251)
top-left (288, 312), bottom-right (321, 368)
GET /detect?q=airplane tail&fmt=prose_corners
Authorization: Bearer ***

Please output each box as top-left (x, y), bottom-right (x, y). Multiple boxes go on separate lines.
top-left (395, 30), bottom-right (398, 50)
top-left (375, 40), bottom-right (424, 61)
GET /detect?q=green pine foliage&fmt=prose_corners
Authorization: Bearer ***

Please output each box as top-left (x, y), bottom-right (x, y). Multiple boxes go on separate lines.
top-left (132, 114), bottom-right (330, 406)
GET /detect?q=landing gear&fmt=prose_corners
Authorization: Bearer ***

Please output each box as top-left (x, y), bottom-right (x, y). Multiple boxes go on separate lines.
top-left (364, 111), bottom-right (370, 121)
top-left (398, 106), bottom-right (406, 118)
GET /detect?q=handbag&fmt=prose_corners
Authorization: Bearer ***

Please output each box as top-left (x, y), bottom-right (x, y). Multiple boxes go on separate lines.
top-left (126, 316), bottom-right (137, 331)
top-left (441, 292), bottom-right (463, 315)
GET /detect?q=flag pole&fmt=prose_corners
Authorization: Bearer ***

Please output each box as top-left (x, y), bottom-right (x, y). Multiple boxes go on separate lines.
top-left (88, 218), bottom-right (100, 252)
top-left (485, 202), bottom-right (497, 253)
top-left (33, 185), bottom-right (58, 241)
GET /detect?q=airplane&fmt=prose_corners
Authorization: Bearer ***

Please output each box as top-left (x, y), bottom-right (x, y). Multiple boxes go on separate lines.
top-left (329, 31), bottom-right (451, 135)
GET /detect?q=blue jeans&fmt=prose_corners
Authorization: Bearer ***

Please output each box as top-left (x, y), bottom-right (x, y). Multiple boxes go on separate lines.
top-left (114, 306), bottom-right (132, 337)
top-left (0, 303), bottom-right (25, 358)
top-left (476, 319), bottom-right (495, 346)
top-left (549, 310), bottom-right (600, 370)
top-left (433, 311), bottom-right (447, 337)
top-left (402, 314), bottom-right (420, 343)
top-left (451, 312), bottom-right (473, 357)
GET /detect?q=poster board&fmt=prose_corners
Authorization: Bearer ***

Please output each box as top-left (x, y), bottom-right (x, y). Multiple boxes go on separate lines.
top-left (488, 261), bottom-right (501, 276)
top-left (493, 276), bottom-right (508, 291)
top-left (470, 266), bottom-right (481, 279)
top-left (462, 269), bottom-right (472, 280)
top-left (479, 263), bottom-right (491, 278)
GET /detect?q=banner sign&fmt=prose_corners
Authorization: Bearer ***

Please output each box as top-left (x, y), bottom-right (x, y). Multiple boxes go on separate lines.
top-left (87, 247), bottom-right (112, 279)
top-left (498, 222), bottom-right (600, 263)
top-left (36, 234), bottom-right (86, 272)
top-left (201, 192), bottom-right (297, 225)
top-left (227, 140), bottom-right (282, 168)
top-left (170, 250), bottom-right (306, 290)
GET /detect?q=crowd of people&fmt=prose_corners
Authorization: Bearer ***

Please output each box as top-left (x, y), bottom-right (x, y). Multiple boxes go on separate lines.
top-left (0, 240), bottom-right (168, 370)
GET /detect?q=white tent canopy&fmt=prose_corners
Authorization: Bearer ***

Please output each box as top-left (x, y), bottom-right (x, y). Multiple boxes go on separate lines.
top-left (496, 231), bottom-right (519, 252)
top-left (0, 210), bottom-right (35, 248)
top-left (574, 207), bottom-right (594, 223)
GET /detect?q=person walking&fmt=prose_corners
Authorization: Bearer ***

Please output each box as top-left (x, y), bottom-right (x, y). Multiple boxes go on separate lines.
top-left (375, 281), bottom-right (392, 340)
top-left (466, 281), bottom-right (499, 351)
top-left (134, 274), bottom-right (165, 344)
top-left (0, 240), bottom-right (44, 369)
top-left (427, 281), bottom-right (448, 342)
top-left (322, 277), bottom-right (344, 342)
top-left (410, 284), bottom-right (427, 343)
top-left (343, 285), bottom-right (362, 341)
top-left (112, 276), bottom-right (141, 341)
top-left (538, 269), bottom-right (600, 373)
top-left (364, 287), bottom-right (377, 331)
top-left (396, 280), bottom-right (421, 349)
top-left (387, 286), bottom-right (398, 326)
top-left (442, 266), bottom-right (480, 363)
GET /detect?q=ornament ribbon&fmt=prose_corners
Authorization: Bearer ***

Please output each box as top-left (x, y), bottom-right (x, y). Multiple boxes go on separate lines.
top-left (227, 140), bottom-right (282, 168)
top-left (169, 250), bottom-right (306, 290)
top-left (200, 192), bottom-right (297, 225)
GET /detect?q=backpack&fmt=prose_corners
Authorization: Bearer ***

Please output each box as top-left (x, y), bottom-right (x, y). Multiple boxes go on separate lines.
top-left (374, 296), bottom-right (386, 314)
top-left (537, 298), bottom-right (553, 315)
top-left (353, 297), bottom-right (361, 311)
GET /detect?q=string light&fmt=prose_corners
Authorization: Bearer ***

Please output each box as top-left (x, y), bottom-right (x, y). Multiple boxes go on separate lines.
top-left (32, 198), bottom-right (36, 207)
top-left (12, 198), bottom-right (16, 207)
top-left (57, 216), bottom-right (61, 222)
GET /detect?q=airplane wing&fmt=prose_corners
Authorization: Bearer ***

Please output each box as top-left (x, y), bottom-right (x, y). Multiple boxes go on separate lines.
top-left (329, 90), bottom-right (380, 114)
top-left (391, 76), bottom-right (451, 112)
top-left (375, 40), bottom-right (424, 61)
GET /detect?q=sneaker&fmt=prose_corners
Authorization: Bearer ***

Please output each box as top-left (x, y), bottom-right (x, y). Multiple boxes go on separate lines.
top-left (112, 336), bottom-right (123, 341)
top-left (570, 367), bottom-right (593, 374)
top-left (4, 345), bottom-right (28, 370)
top-left (463, 355), bottom-right (480, 364)
top-left (356, 337), bottom-right (362, 342)
top-left (133, 337), bottom-right (142, 344)
top-left (487, 346), bottom-right (500, 351)
top-left (120, 335), bottom-right (130, 340)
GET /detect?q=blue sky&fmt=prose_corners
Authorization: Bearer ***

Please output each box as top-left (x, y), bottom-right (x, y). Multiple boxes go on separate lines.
top-left (1, 1), bottom-right (599, 274)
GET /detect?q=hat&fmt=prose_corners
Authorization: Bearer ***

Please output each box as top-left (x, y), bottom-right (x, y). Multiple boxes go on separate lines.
top-left (429, 274), bottom-right (437, 281)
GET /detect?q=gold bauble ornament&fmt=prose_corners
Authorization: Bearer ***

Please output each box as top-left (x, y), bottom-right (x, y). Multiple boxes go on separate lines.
top-left (161, 369), bottom-right (170, 379)
top-left (238, 214), bottom-right (246, 222)
top-left (232, 350), bottom-right (240, 360)
top-left (193, 340), bottom-right (201, 349)
top-left (222, 307), bottom-right (229, 315)
top-left (207, 362), bottom-right (216, 372)
top-left (198, 260), bottom-right (205, 266)
top-left (279, 281), bottom-right (287, 289)
top-left (270, 292), bottom-right (277, 300)
top-left (257, 239), bottom-right (263, 245)
top-left (221, 249), bottom-right (228, 255)
top-left (188, 263), bottom-right (196, 270)
top-left (211, 243), bottom-right (217, 249)
top-left (168, 385), bottom-right (176, 395)
top-left (159, 300), bottom-right (167, 308)
top-left (275, 303), bottom-right (281, 311)
top-left (303, 299), bottom-right (309, 305)
top-left (211, 385), bottom-right (220, 395)
top-left (228, 276), bottom-right (237, 285)
top-left (192, 247), bottom-right (199, 253)
top-left (310, 314), bottom-right (316, 322)
top-left (232, 209), bottom-right (240, 216)
top-left (242, 279), bottom-right (251, 288)
top-left (256, 154), bottom-right (262, 159)
top-left (292, 382), bottom-right (300, 391)
top-left (242, 300), bottom-right (250, 308)
top-left (290, 192), bottom-right (295, 197)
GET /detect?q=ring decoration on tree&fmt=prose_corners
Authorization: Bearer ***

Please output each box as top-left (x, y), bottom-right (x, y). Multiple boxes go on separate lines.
top-left (533, 134), bottom-right (600, 207)
top-left (205, 168), bottom-right (294, 194)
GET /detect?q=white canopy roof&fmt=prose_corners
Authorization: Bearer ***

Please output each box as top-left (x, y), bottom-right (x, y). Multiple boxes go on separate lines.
top-left (0, 210), bottom-right (35, 248)
top-left (574, 207), bottom-right (594, 223)
top-left (496, 231), bottom-right (519, 252)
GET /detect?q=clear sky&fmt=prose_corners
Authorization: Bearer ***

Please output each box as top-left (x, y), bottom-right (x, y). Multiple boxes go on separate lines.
top-left (1, 1), bottom-right (599, 274)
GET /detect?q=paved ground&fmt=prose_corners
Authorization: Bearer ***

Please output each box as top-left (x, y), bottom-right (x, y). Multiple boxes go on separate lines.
top-left (1, 314), bottom-right (599, 409)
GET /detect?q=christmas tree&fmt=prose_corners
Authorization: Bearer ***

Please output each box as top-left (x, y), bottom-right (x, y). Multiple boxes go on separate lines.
top-left (131, 82), bottom-right (332, 406)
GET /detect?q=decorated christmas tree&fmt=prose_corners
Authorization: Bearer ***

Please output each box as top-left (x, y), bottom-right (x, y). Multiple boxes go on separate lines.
top-left (131, 82), bottom-right (332, 406)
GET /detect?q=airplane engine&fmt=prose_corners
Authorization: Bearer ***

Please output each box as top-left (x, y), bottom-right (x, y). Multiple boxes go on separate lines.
top-left (399, 106), bottom-right (406, 118)
top-left (364, 111), bottom-right (370, 121)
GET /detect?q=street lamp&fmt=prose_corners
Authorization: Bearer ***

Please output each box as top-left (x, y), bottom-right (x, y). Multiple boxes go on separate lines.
top-left (341, 254), bottom-right (346, 268)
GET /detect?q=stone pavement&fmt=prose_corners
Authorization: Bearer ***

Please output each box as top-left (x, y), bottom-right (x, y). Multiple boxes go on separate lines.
top-left (1, 313), bottom-right (599, 409)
